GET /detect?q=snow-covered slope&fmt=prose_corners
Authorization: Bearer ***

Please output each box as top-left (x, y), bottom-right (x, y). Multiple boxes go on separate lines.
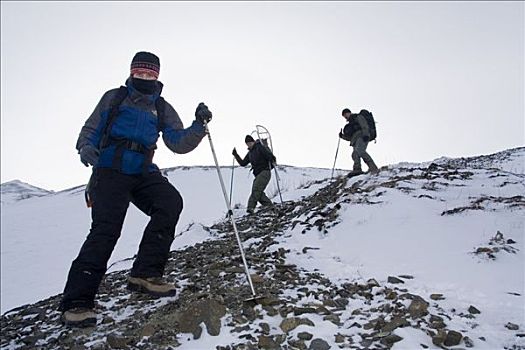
top-left (276, 149), bottom-right (524, 349)
top-left (0, 165), bottom-right (332, 313)
top-left (1, 148), bottom-right (523, 350)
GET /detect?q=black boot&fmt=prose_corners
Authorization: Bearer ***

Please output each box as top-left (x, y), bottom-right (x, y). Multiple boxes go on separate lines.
top-left (347, 170), bottom-right (364, 178)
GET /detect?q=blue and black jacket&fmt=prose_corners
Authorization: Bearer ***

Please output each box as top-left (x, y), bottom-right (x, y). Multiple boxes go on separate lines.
top-left (76, 78), bottom-right (206, 175)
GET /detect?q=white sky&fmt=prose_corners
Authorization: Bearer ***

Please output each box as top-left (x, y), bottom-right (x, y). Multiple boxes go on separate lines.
top-left (1, 1), bottom-right (523, 191)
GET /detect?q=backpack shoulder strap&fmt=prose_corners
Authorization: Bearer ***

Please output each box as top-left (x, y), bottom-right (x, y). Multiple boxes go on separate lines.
top-left (99, 86), bottom-right (128, 148)
top-left (155, 96), bottom-right (166, 132)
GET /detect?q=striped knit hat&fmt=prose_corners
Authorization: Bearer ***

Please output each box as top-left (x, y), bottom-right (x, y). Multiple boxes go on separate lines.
top-left (130, 51), bottom-right (160, 79)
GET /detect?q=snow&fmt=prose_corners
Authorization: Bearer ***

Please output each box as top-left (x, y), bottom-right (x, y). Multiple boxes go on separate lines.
top-left (1, 147), bottom-right (524, 349)
top-left (274, 153), bottom-right (525, 349)
top-left (176, 317), bottom-right (241, 349)
top-left (0, 165), bottom-right (331, 313)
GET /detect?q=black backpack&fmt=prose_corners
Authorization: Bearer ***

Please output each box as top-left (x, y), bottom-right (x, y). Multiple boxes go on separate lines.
top-left (359, 109), bottom-right (377, 141)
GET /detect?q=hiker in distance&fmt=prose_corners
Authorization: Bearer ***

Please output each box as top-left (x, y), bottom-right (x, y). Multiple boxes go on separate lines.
top-left (232, 135), bottom-right (277, 214)
top-left (339, 108), bottom-right (379, 178)
top-left (60, 51), bottom-right (213, 327)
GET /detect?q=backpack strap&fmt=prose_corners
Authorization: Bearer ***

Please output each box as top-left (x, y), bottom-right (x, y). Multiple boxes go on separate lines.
top-left (101, 86), bottom-right (165, 175)
top-left (132, 96), bottom-right (164, 174)
top-left (155, 96), bottom-right (166, 132)
top-left (99, 86), bottom-right (128, 149)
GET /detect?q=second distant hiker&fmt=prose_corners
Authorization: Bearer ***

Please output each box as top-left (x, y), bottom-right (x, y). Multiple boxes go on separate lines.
top-left (339, 108), bottom-right (379, 177)
top-left (232, 135), bottom-right (276, 214)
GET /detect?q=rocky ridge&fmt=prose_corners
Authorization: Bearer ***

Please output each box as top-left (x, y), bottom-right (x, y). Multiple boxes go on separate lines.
top-left (1, 148), bottom-right (524, 350)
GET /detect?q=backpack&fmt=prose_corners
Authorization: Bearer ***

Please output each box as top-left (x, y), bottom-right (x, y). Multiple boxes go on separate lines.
top-left (359, 109), bottom-right (377, 141)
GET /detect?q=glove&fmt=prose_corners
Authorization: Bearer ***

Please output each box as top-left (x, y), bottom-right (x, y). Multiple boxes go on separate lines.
top-left (79, 144), bottom-right (100, 167)
top-left (339, 131), bottom-right (344, 139)
top-left (271, 156), bottom-right (277, 164)
top-left (363, 135), bottom-right (370, 142)
top-left (195, 102), bottom-right (212, 124)
top-left (232, 148), bottom-right (238, 156)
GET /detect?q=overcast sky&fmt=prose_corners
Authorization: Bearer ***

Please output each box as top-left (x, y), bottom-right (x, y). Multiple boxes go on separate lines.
top-left (1, 1), bottom-right (523, 191)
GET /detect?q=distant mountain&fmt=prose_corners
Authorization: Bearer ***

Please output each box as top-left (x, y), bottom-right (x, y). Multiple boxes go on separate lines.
top-left (0, 180), bottom-right (54, 204)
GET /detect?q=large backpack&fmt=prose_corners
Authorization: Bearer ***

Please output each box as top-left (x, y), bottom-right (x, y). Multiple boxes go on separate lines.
top-left (359, 109), bottom-right (377, 141)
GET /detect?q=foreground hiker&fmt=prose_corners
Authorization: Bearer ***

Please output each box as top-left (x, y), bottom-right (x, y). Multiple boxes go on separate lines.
top-left (339, 108), bottom-right (379, 177)
top-left (60, 51), bottom-right (212, 327)
top-left (232, 135), bottom-right (276, 214)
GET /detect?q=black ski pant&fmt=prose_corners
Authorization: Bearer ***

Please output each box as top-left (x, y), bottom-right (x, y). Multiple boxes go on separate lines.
top-left (60, 169), bottom-right (183, 311)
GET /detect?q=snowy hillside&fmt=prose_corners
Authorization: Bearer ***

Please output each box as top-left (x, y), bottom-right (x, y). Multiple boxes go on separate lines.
top-left (0, 165), bottom-right (332, 313)
top-left (1, 147), bottom-right (524, 350)
top-left (0, 180), bottom-right (53, 204)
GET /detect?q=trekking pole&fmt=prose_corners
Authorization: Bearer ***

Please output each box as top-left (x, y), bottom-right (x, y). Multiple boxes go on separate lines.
top-left (203, 121), bottom-right (258, 299)
top-left (331, 135), bottom-right (341, 180)
top-left (271, 162), bottom-right (284, 204)
top-left (229, 156), bottom-right (235, 208)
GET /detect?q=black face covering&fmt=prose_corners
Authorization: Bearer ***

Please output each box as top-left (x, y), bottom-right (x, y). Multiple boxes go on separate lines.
top-left (131, 77), bottom-right (157, 95)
